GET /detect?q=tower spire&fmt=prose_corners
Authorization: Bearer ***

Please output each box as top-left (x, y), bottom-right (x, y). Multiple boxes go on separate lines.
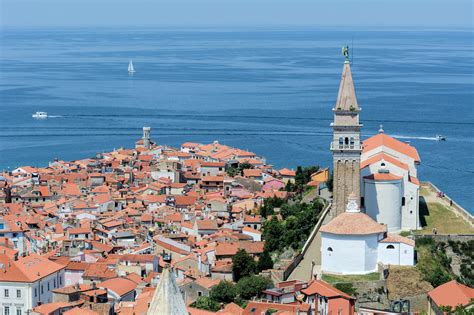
top-left (330, 48), bottom-right (363, 217)
top-left (147, 267), bottom-right (187, 315)
top-left (335, 50), bottom-right (359, 113)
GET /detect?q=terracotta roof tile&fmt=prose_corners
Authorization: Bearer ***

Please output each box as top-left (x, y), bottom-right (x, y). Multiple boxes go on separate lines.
top-left (363, 133), bottom-right (420, 163)
top-left (320, 212), bottom-right (386, 235)
top-left (428, 280), bottom-right (474, 308)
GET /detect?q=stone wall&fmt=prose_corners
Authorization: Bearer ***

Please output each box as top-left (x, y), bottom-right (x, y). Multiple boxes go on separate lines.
top-left (413, 234), bottom-right (474, 243)
top-left (353, 280), bottom-right (389, 307)
top-left (332, 159), bottom-right (360, 217)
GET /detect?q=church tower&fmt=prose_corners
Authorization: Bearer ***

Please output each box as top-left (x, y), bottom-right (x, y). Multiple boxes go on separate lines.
top-left (330, 47), bottom-right (362, 217)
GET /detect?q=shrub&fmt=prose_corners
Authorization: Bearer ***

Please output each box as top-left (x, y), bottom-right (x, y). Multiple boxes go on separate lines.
top-left (334, 283), bottom-right (357, 296)
top-left (191, 296), bottom-right (220, 312)
top-left (236, 275), bottom-right (273, 300)
top-left (209, 281), bottom-right (236, 303)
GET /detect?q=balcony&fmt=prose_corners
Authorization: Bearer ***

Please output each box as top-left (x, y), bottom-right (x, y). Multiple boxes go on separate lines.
top-left (330, 143), bottom-right (361, 151)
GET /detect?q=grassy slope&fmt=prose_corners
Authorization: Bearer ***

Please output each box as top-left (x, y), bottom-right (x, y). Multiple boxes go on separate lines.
top-left (322, 272), bottom-right (380, 284)
top-left (415, 188), bottom-right (473, 234)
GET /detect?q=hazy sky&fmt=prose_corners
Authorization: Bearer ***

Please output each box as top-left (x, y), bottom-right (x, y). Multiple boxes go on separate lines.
top-left (1, 0), bottom-right (472, 29)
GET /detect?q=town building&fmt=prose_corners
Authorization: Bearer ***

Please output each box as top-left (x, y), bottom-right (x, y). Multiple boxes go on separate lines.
top-left (427, 280), bottom-right (474, 315)
top-left (302, 279), bottom-right (356, 315)
top-left (0, 254), bottom-right (66, 315)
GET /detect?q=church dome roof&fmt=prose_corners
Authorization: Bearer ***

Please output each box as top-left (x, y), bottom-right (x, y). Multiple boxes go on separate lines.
top-left (320, 212), bottom-right (386, 235)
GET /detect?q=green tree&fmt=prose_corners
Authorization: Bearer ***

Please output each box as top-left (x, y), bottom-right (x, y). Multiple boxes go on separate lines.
top-left (334, 283), bottom-right (357, 296)
top-left (236, 275), bottom-right (273, 300)
top-left (257, 250), bottom-right (274, 271)
top-left (232, 249), bottom-right (256, 282)
top-left (260, 197), bottom-right (285, 218)
top-left (262, 198), bottom-right (323, 253)
top-left (227, 166), bottom-right (239, 177)
top-left (262, 216), bottom-right (285, 252)
top-left (209, 281), bottom-right (236, 303)
top-left (326, 170), bottom-right (334, 192)
top-left (191, 296), bottom-right (220, 312)
top-left (239, 162), bottom-right (253, 172)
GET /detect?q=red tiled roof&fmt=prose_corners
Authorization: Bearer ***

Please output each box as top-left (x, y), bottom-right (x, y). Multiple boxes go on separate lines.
top-left (99, 277), bottom-right (137, 297)
top-left (0, 253), bottom-right (65, 283)
top-left (428, 280), bottom-right (474, 308)
top-left (364, 173), bottom-right (402, 181)
top-left (196, 219), bottom-right (218, 230)
top-left (243, 169), bottom-right (262, 177)
top-left (363, 133), bottom-right (421, 163)
top-left (379, 233), bottom-right (415, 247)
top-left (279, 168), bottom-right (296, 177)
top-left (409, 176), bottom-right (420, 186)
top-left (320, 212), bottom-right (387, 235)
top-left (360, 152), bottom-right (409, 170)
top-left (301, 279), bottom-right (354, 299)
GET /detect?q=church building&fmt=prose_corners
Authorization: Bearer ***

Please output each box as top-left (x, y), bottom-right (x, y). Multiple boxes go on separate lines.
top-left (320, 194), bottom-right (415, 275)
top-left (321, 48), bottom-right (417, 275)
top-left (360, 129), bottom-right (421, 232)
top-left (330, 46), bottom-right (421, 232)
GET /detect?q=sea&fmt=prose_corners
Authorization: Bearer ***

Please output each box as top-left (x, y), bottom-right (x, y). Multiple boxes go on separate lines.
top-left (0, 28), bottom-right (473, 211)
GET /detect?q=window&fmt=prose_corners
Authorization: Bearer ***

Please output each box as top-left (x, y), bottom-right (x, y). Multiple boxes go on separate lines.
top-left (4, 289), bottom-right (9, 297)
top-left (59, 276), bottom-right (62, 285)
top-left (327, 247), bottom-right (333, 252)
top-left (34, 288), bottom-right (37, 297)
top-left (4, 306), bottom-right (10, 315)
top-left (16, 310), bottom-right (21, 315)
top-left (54, 279), bottom-right (56, 288)
top-left (41, 285), bottom-right (44, 294)
top-left (16, 290), bottom-right (21, 298)
top-left (402, 197), bottom-right (406, 206)
top-left (338, 137), bottom-right (343, 145)
top-left (47, 282), bottom-right (50, 290)
top-left (350, 137), bottom-right (354, 145)
top-left (344, 137), bottom-right (349, 145)
top-left (198, 291), bottom-right (202, 297)
top-left (386, 245), bottom-right (395, 249)
top-left (360, 197), bottom-right (365, 207)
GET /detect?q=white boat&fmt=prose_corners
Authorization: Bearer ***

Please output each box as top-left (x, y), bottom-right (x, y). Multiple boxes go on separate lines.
top-left (32, 111), bottom-right (48, 119)
top-left (436, 134), bottom-right (446, 141)
top-left (128, 60), bottom-right (135, 73)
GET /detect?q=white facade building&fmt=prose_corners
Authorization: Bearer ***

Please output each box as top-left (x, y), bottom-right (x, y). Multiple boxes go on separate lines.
top-left (0, 218), bottom-right (27, 256)
top-left (360, 130), bottom-right (421, 232)
top-left (0, 254), bottom-right (65, 315)
top-left (320, 194), bottom-right (414, 275)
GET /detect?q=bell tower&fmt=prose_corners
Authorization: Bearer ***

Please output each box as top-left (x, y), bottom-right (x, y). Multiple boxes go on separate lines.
top-left (330, 46), bottom-right (362, 217)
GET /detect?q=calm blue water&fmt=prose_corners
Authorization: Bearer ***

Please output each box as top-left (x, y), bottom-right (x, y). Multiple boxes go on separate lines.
top-left (0, 28), bottom-right (473, 211)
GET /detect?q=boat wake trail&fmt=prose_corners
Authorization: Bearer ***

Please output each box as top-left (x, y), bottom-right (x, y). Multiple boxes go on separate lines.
top-left (390, 135), bottom-right (438, 141)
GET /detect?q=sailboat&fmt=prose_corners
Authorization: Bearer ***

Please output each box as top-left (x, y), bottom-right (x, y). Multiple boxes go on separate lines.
top-left (128, 59), bottom-right (135, 73)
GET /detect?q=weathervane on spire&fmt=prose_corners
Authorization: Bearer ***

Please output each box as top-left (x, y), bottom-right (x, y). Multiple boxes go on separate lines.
top-left (342, 45), bottom-right (350, 63)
